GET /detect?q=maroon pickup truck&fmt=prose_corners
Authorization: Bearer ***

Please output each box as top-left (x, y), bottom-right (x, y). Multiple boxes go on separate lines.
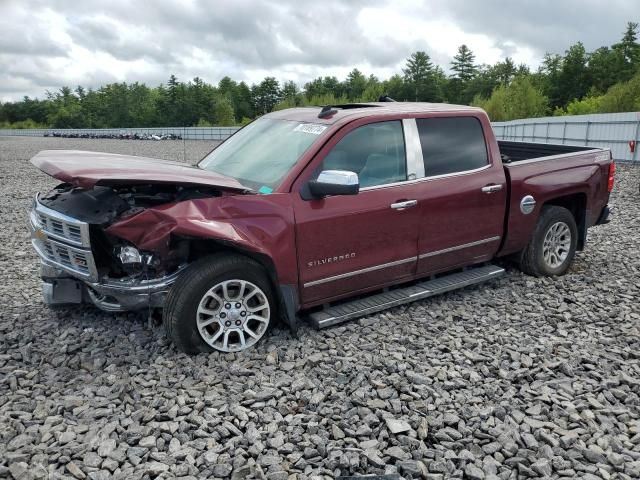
top-left (29, 102), bottom-right (614, 354)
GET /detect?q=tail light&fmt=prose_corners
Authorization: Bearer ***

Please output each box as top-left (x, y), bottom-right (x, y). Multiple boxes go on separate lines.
top-left (607, 161), bottom-right (616, 193)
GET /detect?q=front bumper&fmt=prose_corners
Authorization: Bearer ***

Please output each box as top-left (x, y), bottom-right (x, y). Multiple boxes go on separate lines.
top-left (39, 259), bottom-right (184, 312)
top-left (30, 194), bottom-right (183, 312)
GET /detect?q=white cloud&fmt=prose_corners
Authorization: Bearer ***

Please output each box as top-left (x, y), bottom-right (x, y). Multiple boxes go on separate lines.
top-left (0, 0), bottom-right (636, 101)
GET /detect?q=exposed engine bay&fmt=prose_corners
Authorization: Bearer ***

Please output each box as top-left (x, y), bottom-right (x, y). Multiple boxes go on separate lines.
top-left (38, 183), bottom-right (222, 280)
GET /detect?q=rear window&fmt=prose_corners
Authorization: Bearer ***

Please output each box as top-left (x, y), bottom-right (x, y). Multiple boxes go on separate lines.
top-left (416, 117), bottom-right (489, 177)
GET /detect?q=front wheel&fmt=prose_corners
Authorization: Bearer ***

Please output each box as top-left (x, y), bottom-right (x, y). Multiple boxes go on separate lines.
top-left (518, 206), bottom-right (578, 277)
top-left (163, 254), bottom-right (276, 354)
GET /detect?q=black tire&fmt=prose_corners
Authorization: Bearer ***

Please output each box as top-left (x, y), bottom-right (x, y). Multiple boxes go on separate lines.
top-left (518, 206), bottom-right (578, 277)
top-left (163, 254), bottom-right (276, 354)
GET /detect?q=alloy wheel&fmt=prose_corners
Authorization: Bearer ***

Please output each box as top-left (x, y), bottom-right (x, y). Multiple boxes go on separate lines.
top-left (196, 279), bottom-right (270, 352)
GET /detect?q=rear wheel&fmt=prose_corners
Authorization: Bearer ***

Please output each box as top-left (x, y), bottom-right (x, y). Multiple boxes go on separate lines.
top-left (164, 254), bottom-right (275, 354)
top-left (518, 206), bottom-right (577, 277)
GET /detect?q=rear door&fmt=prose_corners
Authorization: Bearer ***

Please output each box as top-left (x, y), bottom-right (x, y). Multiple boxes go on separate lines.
top-left (292, 119), bottom-right (421, 306)
top-left (413, 116), bottom-right (507, 275)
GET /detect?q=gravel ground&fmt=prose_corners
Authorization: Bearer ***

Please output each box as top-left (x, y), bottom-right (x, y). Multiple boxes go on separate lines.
top-left (1, 136), bottom-right (639, 480)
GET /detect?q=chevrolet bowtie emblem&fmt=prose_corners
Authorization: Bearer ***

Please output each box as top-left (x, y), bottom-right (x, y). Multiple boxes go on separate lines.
top-left (34, 228), bottom-right (47, 241)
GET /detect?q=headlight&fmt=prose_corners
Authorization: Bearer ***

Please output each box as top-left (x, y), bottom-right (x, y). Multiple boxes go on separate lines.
top-left (30, 195), bottom-right (42, 228)
top-left (117, 246), bottom-right (142, 264)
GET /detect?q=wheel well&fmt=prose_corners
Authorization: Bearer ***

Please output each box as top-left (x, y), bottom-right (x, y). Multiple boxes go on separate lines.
top-left (176, 237), bottom-right (297, 330)
top-left (543, 193), bottom-right (587, 250)
top-left (184, 237), bottom-right (278, 286)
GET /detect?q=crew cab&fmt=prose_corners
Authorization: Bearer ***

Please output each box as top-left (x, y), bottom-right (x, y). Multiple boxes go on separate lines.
top-left (29, 102), bottom-right (614, 354)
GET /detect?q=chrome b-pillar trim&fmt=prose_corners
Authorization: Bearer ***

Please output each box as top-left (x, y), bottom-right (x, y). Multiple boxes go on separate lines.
top-left (402, 118), bottom-right (425, 180)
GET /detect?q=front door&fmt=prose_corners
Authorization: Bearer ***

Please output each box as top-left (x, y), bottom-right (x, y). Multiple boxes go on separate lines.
top-left (292, 120), bottom-right (420, 306)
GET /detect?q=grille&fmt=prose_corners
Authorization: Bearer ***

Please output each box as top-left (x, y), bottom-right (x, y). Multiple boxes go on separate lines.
top-left (41, 238), bottom-right (93, 277)
top-left (36, 207), bottom-right (89, 247)
top-left (32, 195), bottom-right (97, 280)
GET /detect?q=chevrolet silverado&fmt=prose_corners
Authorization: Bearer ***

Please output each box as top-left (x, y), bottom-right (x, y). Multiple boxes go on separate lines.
top-left (29, 102), bottom-right (614, 353)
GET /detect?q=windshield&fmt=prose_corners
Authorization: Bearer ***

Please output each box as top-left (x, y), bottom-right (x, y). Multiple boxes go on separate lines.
top-left (198, 118), bottom-right (327, 191)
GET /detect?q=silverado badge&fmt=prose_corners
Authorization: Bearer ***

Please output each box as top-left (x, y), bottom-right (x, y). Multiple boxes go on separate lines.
top-left (308, 253), bottom-right (356, 268)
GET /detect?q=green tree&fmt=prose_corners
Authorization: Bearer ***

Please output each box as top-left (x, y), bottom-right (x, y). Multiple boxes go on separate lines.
top-left (252, 77), bottom-right (281, 114)
top-left (214, 96), bottom-right (236, 125)
top-left (556, 95), bottom-right (604, 115)
top-left (362, 77), bottom-right (385, 101)
top-left (464, 64), bottom-right (500, 102)
top-left (234, 82), bottom-right (254, 121)
top-left (598, 71), bottom-right (640, 112)
top-left (345, 69), bottom-right (367, 100)
top-left (538, 53), bottom-right (563, 108)
top-left (557, 42), bottom-right (591, 106)
top-left (403, 51), bottom-right (441, 101)
top-left (281, 81), bottom-right (299, 102)
top-left (588, 47), bottom-right (626, 94)
top-left (382, 74), bottom-right (407, 101)
top-left (451, 45), bottom-right (477, 82)
top-left (473, 77), bottom-right (548, 121)
top-left (612, 21), bottom-right (640, 80)
top-left (492, 57), bottom-right (517, 86)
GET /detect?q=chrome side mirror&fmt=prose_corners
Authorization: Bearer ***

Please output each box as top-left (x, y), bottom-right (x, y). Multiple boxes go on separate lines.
top-left (308, 170), bottom-right (359, 198)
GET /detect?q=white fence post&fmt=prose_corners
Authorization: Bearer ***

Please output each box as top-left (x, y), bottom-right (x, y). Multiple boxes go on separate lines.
top-left (633, 120), bottom-right (640, 162)
top-left (585, 121), bottom-right (591, 146)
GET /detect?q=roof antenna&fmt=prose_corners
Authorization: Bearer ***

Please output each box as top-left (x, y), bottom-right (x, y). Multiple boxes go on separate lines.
top-left (318, 105), bottom-right (338, 119)
top-left (378, 95), bottom-right (396, 102)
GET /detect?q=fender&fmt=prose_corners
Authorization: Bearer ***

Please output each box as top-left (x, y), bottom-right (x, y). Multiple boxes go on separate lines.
top-left (106, 193), bottom-right (301, 330)
top-left (500, 161), bottom-right (599, 256)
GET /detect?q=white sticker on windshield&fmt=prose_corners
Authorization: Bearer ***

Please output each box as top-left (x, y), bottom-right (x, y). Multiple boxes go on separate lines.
top-left (293, 123), bottom-right (327, 135)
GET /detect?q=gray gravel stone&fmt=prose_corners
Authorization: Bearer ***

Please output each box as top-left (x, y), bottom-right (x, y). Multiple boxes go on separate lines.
top-left (139, 435), bottom-right (157, 448)
top-left (213, 464), bottom-right (233, 477)
top-left (8, 462), bottom-right (30, 480)
top-left (66, 462), bottom-right (86, 479)
top-left (385, 417), bottom-right (411, 434)
top-left (465, 464), bottom-right (485, 479)
top-left (1, 137), bottom-right (639, 479)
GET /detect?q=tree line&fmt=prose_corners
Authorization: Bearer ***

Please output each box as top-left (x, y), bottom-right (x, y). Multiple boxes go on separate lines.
top-left (2, 22), bottom-right (640, 128)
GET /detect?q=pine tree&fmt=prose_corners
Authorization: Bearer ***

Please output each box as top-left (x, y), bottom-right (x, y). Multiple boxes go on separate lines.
top-left (493, 58), bottom-right (517, 86)
top-left (612, 22), bottom-right (640, 81)
top-left (403, 51), bottom-right (439, 101)
top-left (558, 42), bottom-right (591, 105)
top-left (451, 45), bottom-right (477, 82)
top-left (345, 69), bottom-right (367, 100)
top-left (253, 77), bottom-right (281, 114)
top-left (615, 22), bottom-right (640, 64)
top-left (281, 81), bottom-right (299, 101)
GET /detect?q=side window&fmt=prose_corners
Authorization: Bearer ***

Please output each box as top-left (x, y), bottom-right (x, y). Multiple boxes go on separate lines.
top-left (320, 120), bottom-right (407, 188)
top-left (416, 117), bottom-right (489, 177)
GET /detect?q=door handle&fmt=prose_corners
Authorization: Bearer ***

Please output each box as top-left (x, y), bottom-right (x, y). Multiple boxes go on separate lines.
top-left (481, 184), bottom-right (503, 194)
top-left (390, 200), bottom-right (417, 210)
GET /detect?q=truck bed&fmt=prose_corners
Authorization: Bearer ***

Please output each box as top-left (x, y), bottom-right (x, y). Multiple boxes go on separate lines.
top-left (498, 140), bottom-right (596, 163)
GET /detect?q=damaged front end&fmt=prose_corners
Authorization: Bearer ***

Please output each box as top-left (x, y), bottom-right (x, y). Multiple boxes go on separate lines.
top-left (29, 183), bottom-right (222, 312)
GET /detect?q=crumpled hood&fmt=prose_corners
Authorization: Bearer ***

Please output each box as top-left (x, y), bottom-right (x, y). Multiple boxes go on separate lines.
top-left (31, 150), bottom-right (250, 192)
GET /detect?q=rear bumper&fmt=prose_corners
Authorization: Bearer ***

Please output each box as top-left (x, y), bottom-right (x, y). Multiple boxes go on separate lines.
top-left (595, 205), bottom-right (612, 225)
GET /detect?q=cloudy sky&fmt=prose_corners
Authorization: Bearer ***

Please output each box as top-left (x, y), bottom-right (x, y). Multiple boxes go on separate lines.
top-left (0, 0), bottom-right (636, 101)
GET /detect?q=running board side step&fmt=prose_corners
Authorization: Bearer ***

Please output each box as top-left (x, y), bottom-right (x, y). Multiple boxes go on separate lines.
top-left (308, 264), bottom-right (505, 329)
